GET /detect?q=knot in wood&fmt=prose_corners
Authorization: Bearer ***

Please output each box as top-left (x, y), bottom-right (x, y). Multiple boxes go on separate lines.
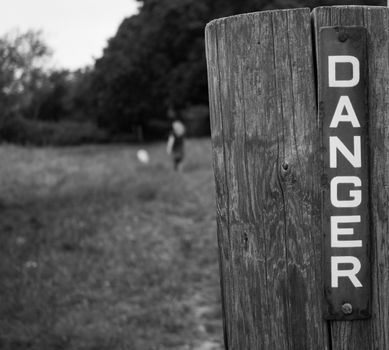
top-left (280, 161), bottom-right (290, 176)
top-left (243, 232), bottom-right (249, 251)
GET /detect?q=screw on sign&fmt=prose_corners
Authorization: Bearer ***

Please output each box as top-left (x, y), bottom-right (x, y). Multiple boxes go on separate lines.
top-left (319, 26), bottom-right (371, 320)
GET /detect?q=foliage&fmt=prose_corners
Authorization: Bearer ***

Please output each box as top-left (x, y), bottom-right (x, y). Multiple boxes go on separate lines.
top-left (28, 68), bottom-right (94, 123)
top-left (0, 116), bottom-right (108, 146)
top-left (0, 30), bottom-right (51, 125)
top-left (88, 0), bottom-right (384, 138)
top-left (0, 1), bottom-right (385, 144)
top-left (90, 0), bottom-right (214, 137)
top-left (181, 104), bottom-right (210, 137)
top-left (0, 30), bottom-right (98, 145)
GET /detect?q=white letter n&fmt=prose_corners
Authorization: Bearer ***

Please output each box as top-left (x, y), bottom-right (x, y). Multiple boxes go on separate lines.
top-left (330, 136), bottom-right (361, 168)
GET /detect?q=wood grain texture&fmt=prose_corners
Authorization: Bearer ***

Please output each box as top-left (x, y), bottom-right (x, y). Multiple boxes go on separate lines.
top-left (313, 6), bottom-right (389, 350)
top-left (206, 9), bottom-right (328, 349)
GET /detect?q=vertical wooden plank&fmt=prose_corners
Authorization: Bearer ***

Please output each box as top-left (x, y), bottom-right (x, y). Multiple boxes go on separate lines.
top-left (206, 9), bottom-right (329, 349)
top-left (272, 9), bottom-right (328, 350)
top-left (313, 5), bottom-right (389, 350)
top-left (205, 20), bottom-right (231, 350)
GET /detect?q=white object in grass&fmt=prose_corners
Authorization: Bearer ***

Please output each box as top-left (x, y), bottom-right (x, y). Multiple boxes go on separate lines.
top-left (137, 149), bottom-right (150, 164)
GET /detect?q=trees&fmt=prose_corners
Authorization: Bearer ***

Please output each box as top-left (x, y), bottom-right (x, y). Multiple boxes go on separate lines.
top-left (1, 1), bottom-right (385, 142)
top-left (88, 0), bottom-right (384, 139)
top-left (89, 0), bottom-right (214, 137)
top-left (34, 68), bottom-right (93, 122)
top-left (0, 31), bottom-right (103, 144)
top-left (0, 30), bottom-right (51, 122)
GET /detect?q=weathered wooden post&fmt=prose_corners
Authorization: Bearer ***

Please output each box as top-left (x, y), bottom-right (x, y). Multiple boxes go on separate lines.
top-left (205, 6), bottom-right (389, 349)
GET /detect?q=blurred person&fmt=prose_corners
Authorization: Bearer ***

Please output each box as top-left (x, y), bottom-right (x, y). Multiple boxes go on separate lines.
top-left (166, 120), bottom-right (186, 171)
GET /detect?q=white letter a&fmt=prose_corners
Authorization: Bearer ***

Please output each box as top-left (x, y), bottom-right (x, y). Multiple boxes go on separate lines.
top-left (330, 96), bottom-right (360, 128)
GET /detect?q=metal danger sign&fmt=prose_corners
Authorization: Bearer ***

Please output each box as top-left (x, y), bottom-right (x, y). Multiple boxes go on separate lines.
top-left (319, 27), bottom-right (371, 320)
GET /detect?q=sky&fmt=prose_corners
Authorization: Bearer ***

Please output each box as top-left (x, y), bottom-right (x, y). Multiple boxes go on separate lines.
top-left (0, 0), bottom-right (139, 70)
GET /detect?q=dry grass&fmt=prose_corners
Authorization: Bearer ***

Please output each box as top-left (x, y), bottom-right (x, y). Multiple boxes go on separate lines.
top-left (0, 140), bottom-right (223, 350)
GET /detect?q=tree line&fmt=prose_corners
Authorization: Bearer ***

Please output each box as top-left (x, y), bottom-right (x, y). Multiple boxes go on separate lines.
top-left (0, 0), bottom-right (384, 144)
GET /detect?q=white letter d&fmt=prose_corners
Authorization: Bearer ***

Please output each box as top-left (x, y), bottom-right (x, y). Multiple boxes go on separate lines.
top-left (329, 56), bottom-right (360, 87)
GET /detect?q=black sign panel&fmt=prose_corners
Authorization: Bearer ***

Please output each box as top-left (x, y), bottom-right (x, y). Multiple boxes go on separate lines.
top-left (319, 27), bottom-right (371, 320)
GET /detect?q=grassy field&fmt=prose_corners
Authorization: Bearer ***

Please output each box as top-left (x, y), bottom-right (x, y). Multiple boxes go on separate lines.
top-left (0, 139), bottom-right (223, 350)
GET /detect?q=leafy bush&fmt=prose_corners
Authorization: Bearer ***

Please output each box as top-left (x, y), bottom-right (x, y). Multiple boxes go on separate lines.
top-left (181, 104), bottom-right (210, 137)
top-left (0, 116), bottom-right (108, 146)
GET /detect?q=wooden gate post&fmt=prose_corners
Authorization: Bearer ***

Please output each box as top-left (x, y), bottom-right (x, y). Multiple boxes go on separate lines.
top-left (206, 6), bottom-right (389, 350)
